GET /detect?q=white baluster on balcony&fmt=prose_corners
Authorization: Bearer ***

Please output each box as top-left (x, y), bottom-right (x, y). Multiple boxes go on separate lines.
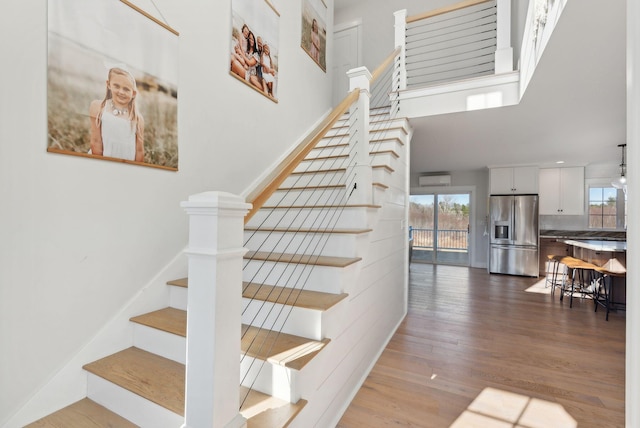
top-left (346, 67), bottom-right (373, 205)
top-left (495, 0), bottom-right (514, 73)
top-left (181, 191), bottom-right (251, 428)
top-left (394, 9), bottom-right (407, 92)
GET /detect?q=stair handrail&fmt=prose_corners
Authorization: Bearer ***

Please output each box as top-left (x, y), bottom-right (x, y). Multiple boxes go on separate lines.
top-left (406, 0), bottom-right (493, 23)
top-left (370, 47), bottom-right (402, 86)
top-left (244, 89), bottom-right (360, 223)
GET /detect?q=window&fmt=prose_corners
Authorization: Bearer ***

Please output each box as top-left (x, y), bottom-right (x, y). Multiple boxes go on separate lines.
top-left (588, 187), bottom-right (622, 229)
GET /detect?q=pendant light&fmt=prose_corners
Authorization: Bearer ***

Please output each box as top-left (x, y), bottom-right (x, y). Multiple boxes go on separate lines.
top-left (612, 143), bottom-right (627, 189)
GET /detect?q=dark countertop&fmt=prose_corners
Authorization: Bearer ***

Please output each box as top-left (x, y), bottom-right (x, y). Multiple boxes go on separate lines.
top-left (540, 229), bottom-right (627, 241)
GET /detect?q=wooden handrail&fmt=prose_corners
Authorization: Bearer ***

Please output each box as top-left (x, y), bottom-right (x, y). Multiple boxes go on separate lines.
top-left (406, 0), bottom-right (492, 24)
top-left (244, 89), bottom-right (360, 223)
top-left (370, 47), bottom-right (402, 86)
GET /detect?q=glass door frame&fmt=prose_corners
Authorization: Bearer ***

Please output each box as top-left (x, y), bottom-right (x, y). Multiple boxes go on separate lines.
top-left (410, 186), bottom-right (476, 267)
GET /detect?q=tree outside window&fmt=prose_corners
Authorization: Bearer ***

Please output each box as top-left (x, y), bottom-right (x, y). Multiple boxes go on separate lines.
top-left (589, 187), bottom-right (617, 229)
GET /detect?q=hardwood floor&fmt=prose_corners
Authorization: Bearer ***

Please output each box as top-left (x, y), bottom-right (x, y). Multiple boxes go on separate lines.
top-left (337, 263), bottom-right (625, 427)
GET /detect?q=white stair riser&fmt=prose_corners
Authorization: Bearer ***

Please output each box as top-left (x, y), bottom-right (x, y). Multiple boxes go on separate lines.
top-left (281, 171), bottom-right (345, 188)
top-left (295, 158), bottom-right (351, 174)
top-left (242, 300), bottom-right (323, 340)
top-left (310, 144), bottom-right (350, 157)
top-left (169, 285), bottom-right (188, 311)
top-left (86, 374), bottom-right (183, 428)
top-left (244, 230), bottom-right (365, 258)
top-left (369, 138), bottom-right (404, 154)
top-left (132, 324), bottom-right (186, 364)
top-left (246, 206), bottom-right (372, 230)
top-left (265, 187), bottom-right (348, 207)
top-left (240, 357), bottom-right (300, 403)
top-left (372, 167), bottom-right (393, 184)
top-left (370, 152), bottom-right (398, 169)
top-left (373, 185), bottom-right (388, 205)
top-left (242, 260), bottom-right (358, 294)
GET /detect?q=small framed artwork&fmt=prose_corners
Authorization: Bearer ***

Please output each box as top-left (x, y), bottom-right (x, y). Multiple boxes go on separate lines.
top-left (301, 0), bottom-right (327, 72)
top-left (230, 0), bottom-right (280, 102)
top-left (47, 0), bottom-right (179, 170)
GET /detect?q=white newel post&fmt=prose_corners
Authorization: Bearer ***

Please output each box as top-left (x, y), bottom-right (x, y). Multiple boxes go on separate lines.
top-left (394, 9), bottom-right (407, 92)
top-left (495, 0), bottom-right (514, 73)
top-left (346, 67), bottom-right (373, 205)
top-left (180, 192), bottom-right (251, 428)
top-left (393, 9), bottom-right (407, 115)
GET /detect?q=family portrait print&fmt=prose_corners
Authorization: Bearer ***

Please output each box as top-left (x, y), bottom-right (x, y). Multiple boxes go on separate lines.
top-left (47, 0), bottom-right (179, 170)
top-left (301, 0), bottom-right (327, 72)
top-left (230, 0), bottom-right (280, 102)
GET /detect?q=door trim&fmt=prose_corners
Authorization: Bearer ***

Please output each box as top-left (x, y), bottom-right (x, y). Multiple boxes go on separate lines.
top-left (410, 185), bottom-right (477, 268)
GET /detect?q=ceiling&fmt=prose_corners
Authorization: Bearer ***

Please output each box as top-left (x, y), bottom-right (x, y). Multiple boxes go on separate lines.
top-left (397, 1), bottom-right (627, 174)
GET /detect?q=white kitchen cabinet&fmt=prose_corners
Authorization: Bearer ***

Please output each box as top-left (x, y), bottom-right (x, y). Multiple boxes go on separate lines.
top-left (489, 167), bottom-right (539, 194)
top-left (539, 167), bottom-right (584, 215)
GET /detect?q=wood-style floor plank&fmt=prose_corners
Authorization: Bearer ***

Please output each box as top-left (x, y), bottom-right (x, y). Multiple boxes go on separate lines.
top-left (338, 264), bottom-right (625, 427)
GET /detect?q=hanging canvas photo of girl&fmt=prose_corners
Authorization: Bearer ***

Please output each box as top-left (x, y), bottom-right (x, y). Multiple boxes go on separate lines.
top-left (47, 0), bottom-right (179, 170)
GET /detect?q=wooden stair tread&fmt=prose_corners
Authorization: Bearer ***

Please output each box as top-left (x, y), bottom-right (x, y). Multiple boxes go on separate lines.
top-left (313, 142), bottom-right (348, 149)
top-left (244, 251), bottom-right (361, 268)
top-left (373, 182), bottom-right (389, 189)
top-left (166, 278), bottom-right (188, 288)
top-left (130, 307), bottom-right (186, 337)
top-left (242, 325), bottom-right (330, 370)
top-left (82, 347), bottom-right (185, 416)
top-left (276, 184), bottom-right (346, 191)
top-left (371, 149), bottom-right (399, 158)
top-left (25, 398), bottom-right (138, 428)
top-left (290, 167), bottom-right (345, 175)
top-left (244, 227), bottom-right (371, 234)
top-left (261, 203), bottom-right (381, 209)
top-left (373, 164), bottom-right (394, 173)
top-left (302, 154), bottom-right (348, 161)
top-left (243, 282), bottom-right (348, 311)
top-left (241, 386), bottom-right (307, 428)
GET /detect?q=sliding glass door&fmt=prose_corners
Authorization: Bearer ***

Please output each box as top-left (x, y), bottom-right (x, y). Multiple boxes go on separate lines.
top-left (410, 193), bottom-right (470, 266)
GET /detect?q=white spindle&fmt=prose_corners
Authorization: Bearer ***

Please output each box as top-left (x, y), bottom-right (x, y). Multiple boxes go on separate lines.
top-left (346, 67), bottom-right (373, 205)
top-left (495, 0), bottom-right (514, 73)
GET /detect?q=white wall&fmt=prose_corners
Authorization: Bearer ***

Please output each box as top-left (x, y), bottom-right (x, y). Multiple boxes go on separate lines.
top-left (335, 0), bottom-right (462, 70)
top-left (0, 0), bottom-right (334, 424)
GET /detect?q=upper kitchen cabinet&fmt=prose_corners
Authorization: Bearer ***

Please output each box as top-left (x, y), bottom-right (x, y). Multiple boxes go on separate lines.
top-left (539, 167), bottom-right (585, 215)
top-left (489, 167), bottom-right (539, 195)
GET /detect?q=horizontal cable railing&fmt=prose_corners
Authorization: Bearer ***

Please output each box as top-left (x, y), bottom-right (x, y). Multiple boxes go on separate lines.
top-left (405, 0), bottom-right (496, 88)
top-left (410, 228), bottom-right (469, 251)
top-left (369, 48), bottom-right (403, 160)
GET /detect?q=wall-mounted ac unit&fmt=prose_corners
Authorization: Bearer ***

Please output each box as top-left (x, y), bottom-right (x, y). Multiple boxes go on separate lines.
top-left (419, 175), bottom-right (451, 186)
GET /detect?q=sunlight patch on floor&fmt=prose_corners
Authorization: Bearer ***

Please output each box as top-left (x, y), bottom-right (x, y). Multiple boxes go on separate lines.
top-left (524, 278), bottom-right (553, 294)
top-left (450, 387), bottom-right (577, 428)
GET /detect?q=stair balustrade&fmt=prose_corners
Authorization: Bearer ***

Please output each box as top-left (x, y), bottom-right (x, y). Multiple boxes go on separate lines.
top-left (397, 0), bottom-right (515, 90)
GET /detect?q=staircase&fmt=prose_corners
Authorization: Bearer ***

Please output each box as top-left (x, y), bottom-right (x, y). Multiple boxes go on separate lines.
top-left (25, 108), bottom-right (410, 427)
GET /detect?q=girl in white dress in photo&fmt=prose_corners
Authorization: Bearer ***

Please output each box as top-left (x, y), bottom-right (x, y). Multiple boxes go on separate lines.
top-left (261, 44), bottom-right (276, 97)
top-left (89, 67), bottom-right (144, 162)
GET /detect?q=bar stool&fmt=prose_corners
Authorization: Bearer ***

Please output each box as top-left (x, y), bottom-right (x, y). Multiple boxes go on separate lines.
top-left (558, 256), bottom-right (599, 308)
top-left (546, 255), bottom-right (566, 290)
top-left (595, 260), bottom-right (627, 320)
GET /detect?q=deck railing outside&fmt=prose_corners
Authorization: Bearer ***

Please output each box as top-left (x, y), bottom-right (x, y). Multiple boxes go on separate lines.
top-left (411, 227), bottom-right (469, 251)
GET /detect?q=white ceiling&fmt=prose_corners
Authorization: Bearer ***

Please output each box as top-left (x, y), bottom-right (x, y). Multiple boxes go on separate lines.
top-left (389, 1), bottom-right (627, 174)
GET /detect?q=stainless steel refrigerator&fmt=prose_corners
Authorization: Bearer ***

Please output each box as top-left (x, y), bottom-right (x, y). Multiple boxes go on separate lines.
top-left (489, 194), bottom-right (539, 277)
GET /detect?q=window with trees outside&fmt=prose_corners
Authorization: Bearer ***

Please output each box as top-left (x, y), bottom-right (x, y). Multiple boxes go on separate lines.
top-left (589, 186), bottom-right (625, 229)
